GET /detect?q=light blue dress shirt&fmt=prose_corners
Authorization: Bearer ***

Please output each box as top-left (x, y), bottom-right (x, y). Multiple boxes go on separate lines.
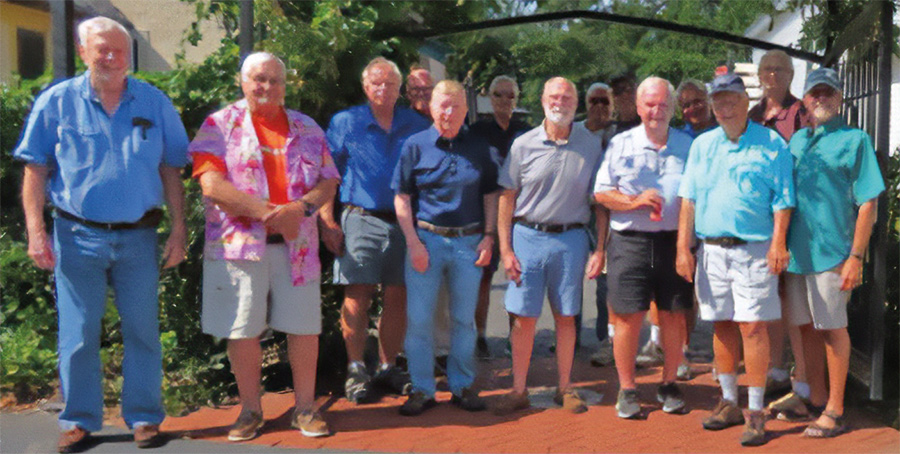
top-left (678, 121), bottom-right (795, 242)
top-left (13, 71), bottom-right (189, 223)
top-left (594, 125), bottom-right (692, 232)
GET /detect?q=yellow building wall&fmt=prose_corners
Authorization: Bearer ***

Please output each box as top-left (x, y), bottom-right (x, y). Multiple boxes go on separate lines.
top-left (0, 2), bottom-right (52, 83)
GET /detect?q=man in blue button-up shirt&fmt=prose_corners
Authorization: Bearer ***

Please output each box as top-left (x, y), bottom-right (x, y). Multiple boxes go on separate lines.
top-left (321, 57), bottom-right (430, 404)
top-left (13, 17), bottom-right (188, 451)
top-left (676, 74), bottom-right (794, 447)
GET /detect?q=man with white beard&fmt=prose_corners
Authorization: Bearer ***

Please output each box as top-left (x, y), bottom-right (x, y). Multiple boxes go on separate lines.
top-left (493, 77), bottom-right (607, 415)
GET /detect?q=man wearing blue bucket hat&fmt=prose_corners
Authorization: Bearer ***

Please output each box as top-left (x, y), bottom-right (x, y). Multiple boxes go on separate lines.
top-left (778, 67), bottom-right (884, 438)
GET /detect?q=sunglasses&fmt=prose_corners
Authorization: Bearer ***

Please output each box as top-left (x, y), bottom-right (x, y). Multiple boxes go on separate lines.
top-left (588, 97), bottom-right (610, 106)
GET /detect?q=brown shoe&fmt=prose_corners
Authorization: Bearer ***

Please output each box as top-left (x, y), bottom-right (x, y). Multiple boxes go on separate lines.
top-left (702, 398), bottom-right (744, 431)
top-left (134, 424), bottom-right (162, 449)
top-left (554, 388), bottom-right (588, 414)
top-left (291, 408), bottom-right (331, 438)
top-left (227, 410), bottom-right (264, 442)
top-left (492, 389), bottom-right (530, 416)
top-left (740, 410), bottom-right (768, 446)
top-left (58, 427), bottom-right (90, 454)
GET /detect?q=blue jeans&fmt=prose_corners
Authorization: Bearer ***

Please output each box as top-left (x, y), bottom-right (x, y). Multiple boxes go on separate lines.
top-left (53, 217), bottom-right (164, 432)
top-left (405, 230), bottom-right (482, 397)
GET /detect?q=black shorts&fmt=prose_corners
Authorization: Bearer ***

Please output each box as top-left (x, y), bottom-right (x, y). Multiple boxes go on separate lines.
top-left (607, 230), bottom-right (693, 315)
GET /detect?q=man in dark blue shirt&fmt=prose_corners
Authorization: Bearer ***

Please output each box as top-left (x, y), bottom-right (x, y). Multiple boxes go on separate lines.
top-left (393, 80), bottom-right (500, 416)
top-left (322, 57), bottom-right (430, 404)
top-left (468, 75), bottom-right (530, 357)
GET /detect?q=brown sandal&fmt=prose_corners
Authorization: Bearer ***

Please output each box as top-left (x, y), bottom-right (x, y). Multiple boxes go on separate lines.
top-left (803, 410), bottom-right (849, 438)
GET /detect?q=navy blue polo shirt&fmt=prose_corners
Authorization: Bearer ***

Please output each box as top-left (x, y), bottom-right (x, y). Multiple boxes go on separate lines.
top-left (469, 117), bottom-right (531, 160)
top-left (392, 125), bottom-right (501, 227)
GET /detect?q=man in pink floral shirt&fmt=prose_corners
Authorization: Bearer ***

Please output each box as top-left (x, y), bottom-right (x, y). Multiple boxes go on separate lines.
top-left (188, 53), bottom-right (339, 441)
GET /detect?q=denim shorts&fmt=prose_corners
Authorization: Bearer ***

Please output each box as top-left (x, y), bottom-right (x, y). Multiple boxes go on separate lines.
top-left (333, 207), bottom-right (406, 286)
top-left (504, 223), bottom-right (589, 318)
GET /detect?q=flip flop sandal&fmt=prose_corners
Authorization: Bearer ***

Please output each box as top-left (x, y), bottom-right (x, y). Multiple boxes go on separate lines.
top-left (803, 411), bottom-right (849, 438)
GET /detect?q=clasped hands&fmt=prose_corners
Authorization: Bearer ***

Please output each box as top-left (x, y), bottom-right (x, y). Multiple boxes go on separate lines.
top-left (261, 201), bottom-right (309, 242)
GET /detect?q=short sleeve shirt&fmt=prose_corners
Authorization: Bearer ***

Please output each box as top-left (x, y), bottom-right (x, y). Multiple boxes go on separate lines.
top-left (678, 121), bottom-right (795, 242)
top-left (326, 104), bottom-right (430, 211)
top-left (594, 126), bottom-right (692, 232)
top-left (392, 126), bottom-right (501, 227)
top-left (787, 117), bottom-right (885, 274)
top-left (13, 72), bottom-right (189, 222)
top-left (499, 123), bottom-right (604, 225)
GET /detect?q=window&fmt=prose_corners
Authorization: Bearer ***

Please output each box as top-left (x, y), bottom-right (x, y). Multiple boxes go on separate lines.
top-left (17, 28), bottom-right (45, 79)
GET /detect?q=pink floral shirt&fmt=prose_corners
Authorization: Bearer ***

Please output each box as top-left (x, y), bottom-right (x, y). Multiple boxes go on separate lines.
top-left (188, 100), bottom-right (340, 286)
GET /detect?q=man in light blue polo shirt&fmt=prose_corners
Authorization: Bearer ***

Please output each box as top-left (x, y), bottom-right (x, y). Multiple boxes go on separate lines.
top-left (676, 73), bottom-right (795, 447)
top-left (13, 17), bottom-right (188, 452)
top-left (595, 76), bottom-right (694, 419)
top-left (780, 68), bottom-right (884, 438)
top-left (322, 57), bottom-right (430, 404)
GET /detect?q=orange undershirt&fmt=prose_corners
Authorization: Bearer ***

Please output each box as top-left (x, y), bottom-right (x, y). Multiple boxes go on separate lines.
top-left (192, 110), bottom-right (290, 205)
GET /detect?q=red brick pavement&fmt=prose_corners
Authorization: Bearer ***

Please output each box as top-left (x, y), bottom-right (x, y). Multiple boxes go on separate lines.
top-left (158, 356), bottom-right (899, 453)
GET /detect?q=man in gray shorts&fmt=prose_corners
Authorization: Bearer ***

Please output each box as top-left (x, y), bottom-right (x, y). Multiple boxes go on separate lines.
top-left (781, 68), bottom-right (884, 438)
top-left (322, 57), bottom-right (430, 403)
top-left (676, 74), bottom-right (795, 447)
top-left (595, 76), bottom-right (693, 419)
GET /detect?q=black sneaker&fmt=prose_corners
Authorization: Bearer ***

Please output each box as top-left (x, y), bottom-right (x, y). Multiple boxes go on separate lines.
top-left (450, 387), bottom-right (487, 412)
top-left (373, 364), bottom-right (412, 395)
top-left (344, 363), bottom-right (374, 404)
top-left (476, 337), bottom-right (490, 359)
top-left (399, 391), bottom-right (437, 416)
top-left (656, 382), bottom-right (687, 414)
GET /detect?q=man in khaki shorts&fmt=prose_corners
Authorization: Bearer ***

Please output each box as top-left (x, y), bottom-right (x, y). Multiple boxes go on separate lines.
top-left (190, 52), bottom-right (340, 441)
top-left (781, 68), bottom-right (884, 438)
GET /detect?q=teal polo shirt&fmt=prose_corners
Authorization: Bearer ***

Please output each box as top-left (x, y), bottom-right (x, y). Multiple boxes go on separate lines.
top-left (678, 121), bottom-right (795, 242)
top-left (786, 117), bottom-right (885, 274)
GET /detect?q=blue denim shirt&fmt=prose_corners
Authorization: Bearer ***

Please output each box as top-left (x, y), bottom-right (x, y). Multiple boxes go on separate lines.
top-left (326, 104), bottom-right (430, 211)
top-left (13, 72), bottom-right (189, 223)
top-left (392, 126), bottom-right (501, 227)
top-left (678, 121), bottom-right (795, 242)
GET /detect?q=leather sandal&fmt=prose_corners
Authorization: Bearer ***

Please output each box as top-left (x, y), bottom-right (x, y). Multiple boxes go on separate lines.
top-left (803, 410), bottom-right (849, 438)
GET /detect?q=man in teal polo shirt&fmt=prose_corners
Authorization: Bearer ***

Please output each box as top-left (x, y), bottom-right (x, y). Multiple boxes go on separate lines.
top-left (780, 68), bottom-right (884, 438)
top-left (676, 73), bottom-right (795, 447)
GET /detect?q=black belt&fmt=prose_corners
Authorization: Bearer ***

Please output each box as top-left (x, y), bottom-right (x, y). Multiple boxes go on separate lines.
top-left (515, 218), bottom-right (585, 233)
top-left (703, 236), bottom-right (747, 247)
top-left (615, 230), bottom-right (677, 239)
top-left (266, 234), bottom-right (285, 244)
top-left (346, 204), bottom-right (397, 223)
top-left (55, 208), bottom-right (163, 230)
top-left (417, 220), bottom-right (482, 238)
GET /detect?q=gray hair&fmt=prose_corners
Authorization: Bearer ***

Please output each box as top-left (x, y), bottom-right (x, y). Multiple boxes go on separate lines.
top-left (636, 76), bottom-right (676, 117)
top-left (585, 82), bottom-right (614, 110)
top-left (77, 16), bottom-right (131, 47)
top-left (362, 57), bottom-right (401, 82)
top-left (759, 50), bottom-right (794, 75)
top-left (240, 52), bottom-right (286, 82)
top-left (675, 78), bottom-right (708, 100)
top-left (488, 75), bottom-right (519, 97)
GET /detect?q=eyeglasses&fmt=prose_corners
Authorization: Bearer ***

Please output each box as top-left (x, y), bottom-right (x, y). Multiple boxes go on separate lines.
top-left (492, 92), bottom-right (516, 100)
top-left (681, 98), bottom-right (706, 109)
top-left (588, 97), bottom-right (610, 106)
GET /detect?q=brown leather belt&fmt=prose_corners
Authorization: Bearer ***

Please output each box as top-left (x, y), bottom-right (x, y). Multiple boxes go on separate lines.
top-left (346, 204), bottom-right (397, 223)
top-left (515, 218), bottom-right (585, 233)
top-left (55, 208), bottom-right (163, 230)
top-left (703, 236), bottom-right (747, 247)
top-left (417, 220), bottom-right (482, 238)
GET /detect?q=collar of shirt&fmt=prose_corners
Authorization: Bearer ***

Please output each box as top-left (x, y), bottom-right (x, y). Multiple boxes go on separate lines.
top-left (538, 120), bottom-right (573, 146)
top-left (78, 70), bottom-right (136, 104)
top-left (434, 124), bottom-right (470, 150)
top-left (809, 115), bottom-right (844, 137)
top-left (757, 93), bottom-right (799, 123)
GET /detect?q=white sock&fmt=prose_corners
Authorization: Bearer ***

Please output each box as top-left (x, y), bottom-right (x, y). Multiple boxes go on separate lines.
top-left (767, 367), bottom-right (789, 381)
top-left (719, 373), bottom-right (738, 404)
top-left (748, 386), bottom-right (765, 411)
top-left (650, 325), bottom-right (661, 346)
top-left (792, 380), bottom-right (811, 399)
top-left (608, 323), bottom-right (615, 340)
top-left (349, 361), bottom-right (366, 373)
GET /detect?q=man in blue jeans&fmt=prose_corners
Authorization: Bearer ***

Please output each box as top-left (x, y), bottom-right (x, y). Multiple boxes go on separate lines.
top-left (14, 16), bottom-right (188, 453)
top-left (393, 80), bottom-right (500, 415)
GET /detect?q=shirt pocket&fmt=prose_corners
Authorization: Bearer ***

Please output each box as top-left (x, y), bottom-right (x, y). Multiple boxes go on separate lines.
top-left (56, 121), bottom-right (102, 165)
top-left (128, 118), bottom-right (164, 164)
top-left (412, 153), bottom-right (449, 190)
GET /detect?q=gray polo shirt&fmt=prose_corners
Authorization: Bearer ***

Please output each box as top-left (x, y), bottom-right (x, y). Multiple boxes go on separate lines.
top-left (499, 122), bottom-right (604, 225)
top-left (594, 125), bottom-right (692, 232)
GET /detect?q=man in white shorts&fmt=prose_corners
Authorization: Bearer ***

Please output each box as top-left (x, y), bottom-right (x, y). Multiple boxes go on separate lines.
top-left (676, 73), bottom-right (795, 447)
top-left (190, 53), bottom-right (340, 441)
